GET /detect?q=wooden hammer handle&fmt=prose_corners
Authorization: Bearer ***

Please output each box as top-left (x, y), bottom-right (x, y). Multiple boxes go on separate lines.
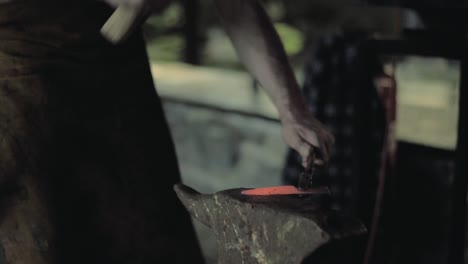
top-left (100, 5), bottom-right (148, 44)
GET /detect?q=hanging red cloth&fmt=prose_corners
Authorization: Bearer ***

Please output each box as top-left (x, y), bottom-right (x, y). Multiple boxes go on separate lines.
top-left (364, 72), bottom-right (398, 264)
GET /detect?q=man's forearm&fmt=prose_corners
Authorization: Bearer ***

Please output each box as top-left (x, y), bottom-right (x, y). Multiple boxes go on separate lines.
top-left (213, 0), bottom-right (307, 120)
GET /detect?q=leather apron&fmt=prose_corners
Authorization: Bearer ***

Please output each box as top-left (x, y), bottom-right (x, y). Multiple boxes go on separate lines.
top-left (0, 1), bottom-right (204, 263)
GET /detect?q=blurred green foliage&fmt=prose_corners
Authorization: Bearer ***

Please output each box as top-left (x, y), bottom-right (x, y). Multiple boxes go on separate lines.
top-left (274, 23), bottom-right (304, 56)
top-left (144, 0), bottom-right (305, 67)
top-left (144, 3), bottom-right (184, 61)
top-left (146, 35), bottom-right (184, 61)
top-left (144, 3), bottom-right (183, 38)
top-left (264, 0), bottom-right (286, 21)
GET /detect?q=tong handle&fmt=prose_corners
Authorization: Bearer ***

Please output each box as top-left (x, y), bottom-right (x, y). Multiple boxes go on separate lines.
top-left (298, 147), bottom-right (317, 190)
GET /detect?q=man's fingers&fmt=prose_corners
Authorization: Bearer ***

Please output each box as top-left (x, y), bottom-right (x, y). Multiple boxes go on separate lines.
top-left (321, 129), bottom-right (335, 163)
top-left (314, 159), bottom-right (324, 166)
top-left (299, 127), bottom-right (320, 149)
top-left (299, 128), bottom-right (334, 165)
top-left (284, 122), bottom-right (335, 168)
top-left (321, 134), bottom-right (334, 163)
top-left (298, 143), bottom-right (327, 168)
top-left (297, 143), bottom-right (312, 168)
top-left (297, 142), bottom-right (322, 169)
top-left (320, 142), bottom-right (330, 164)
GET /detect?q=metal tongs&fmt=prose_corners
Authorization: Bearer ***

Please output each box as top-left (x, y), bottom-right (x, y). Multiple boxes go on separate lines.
top-left (297, 147), bottom-right (317, 191)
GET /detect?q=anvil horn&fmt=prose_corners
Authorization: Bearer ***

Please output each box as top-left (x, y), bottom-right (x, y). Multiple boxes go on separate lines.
top-left (173, 183), bottom-right (213, 227)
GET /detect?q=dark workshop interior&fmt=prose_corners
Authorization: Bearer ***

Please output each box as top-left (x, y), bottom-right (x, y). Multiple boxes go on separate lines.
top-left (0, 0), bottom-right (468, 264)
top-left (144, 1), bottom-right (468, 263)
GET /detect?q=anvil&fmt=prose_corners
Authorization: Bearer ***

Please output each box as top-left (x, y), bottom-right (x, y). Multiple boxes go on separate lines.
top-left (174, 184), bottom-right (366, 264)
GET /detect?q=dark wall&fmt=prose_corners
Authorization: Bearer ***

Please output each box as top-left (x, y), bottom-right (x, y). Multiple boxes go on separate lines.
top-left (384, 143), bottom-right (456, 264)
top-left (366, 0), bottom-right (468, 7)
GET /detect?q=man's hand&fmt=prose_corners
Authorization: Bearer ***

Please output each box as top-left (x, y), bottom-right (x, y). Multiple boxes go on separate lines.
top-left (280, 105), bottom-right (334, 167)
top-left (212, 0), bottom-right (335, 167)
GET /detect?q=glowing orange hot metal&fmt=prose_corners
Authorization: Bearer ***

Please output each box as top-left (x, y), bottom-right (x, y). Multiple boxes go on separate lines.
top-left (241, 185), bottom-right (329, 196)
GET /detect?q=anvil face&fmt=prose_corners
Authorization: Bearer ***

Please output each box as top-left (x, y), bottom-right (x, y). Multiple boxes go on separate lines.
top-left (174, 184), bottom-right (366, 264)
top-left (241, 185), bottom-right (329, 196)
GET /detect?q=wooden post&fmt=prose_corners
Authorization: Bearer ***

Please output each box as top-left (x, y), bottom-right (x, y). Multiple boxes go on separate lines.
top-left (449, 36), bottom-right (468, 264)
top-left (181, 0), bottom-right (201, 65)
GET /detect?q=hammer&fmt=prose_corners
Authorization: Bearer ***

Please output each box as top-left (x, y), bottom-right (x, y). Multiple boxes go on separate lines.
top-left (101, 4), bottom-right (149, 44)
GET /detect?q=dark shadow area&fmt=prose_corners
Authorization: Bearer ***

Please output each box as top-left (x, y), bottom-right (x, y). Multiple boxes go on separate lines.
top-left (302, 235), bottom-right (367, 264)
